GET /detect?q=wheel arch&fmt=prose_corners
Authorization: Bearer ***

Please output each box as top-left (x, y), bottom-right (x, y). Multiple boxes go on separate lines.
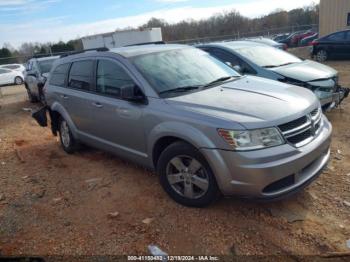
top-left (49, 102), bottom-right (78, 138)
top-left (149, 122), bottom-right (217, 168)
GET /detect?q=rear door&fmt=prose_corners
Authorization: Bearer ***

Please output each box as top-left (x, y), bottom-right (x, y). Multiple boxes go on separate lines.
top-left (65, 59), bottom-right (97, 133)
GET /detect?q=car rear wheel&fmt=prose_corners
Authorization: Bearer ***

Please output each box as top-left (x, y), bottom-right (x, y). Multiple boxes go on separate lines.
top-left (316, 50), bottom-right (328, 62)
top-left (157, 141), bottom-right (220, 207)
top-left (14, 76), bottom-right (23, 85)
top-left (59, 118), bottom-right (78, 154)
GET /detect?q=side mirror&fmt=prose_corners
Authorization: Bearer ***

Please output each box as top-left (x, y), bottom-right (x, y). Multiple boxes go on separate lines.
top-left (233, 65), bottom-right (244, 74)
top-left (225, 61), bottom-right (233, 67)
top-left (121, 84), bottom-right (147, 104)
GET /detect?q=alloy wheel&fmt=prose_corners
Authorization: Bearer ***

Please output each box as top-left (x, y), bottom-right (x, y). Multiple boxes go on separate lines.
top-left (316, 50), bottom-right (327, 62)
top-left (166, 155), bottom-right (209, 199)
top-left (60, 120), bottom-right (71, 148)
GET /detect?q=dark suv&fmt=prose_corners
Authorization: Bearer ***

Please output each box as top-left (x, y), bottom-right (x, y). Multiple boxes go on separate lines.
top-left (311, 29), bottom-right (350, 62)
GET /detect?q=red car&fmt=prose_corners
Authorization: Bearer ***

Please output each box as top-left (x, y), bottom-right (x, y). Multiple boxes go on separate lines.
top-left (290, 31), bottom-right (316, 47)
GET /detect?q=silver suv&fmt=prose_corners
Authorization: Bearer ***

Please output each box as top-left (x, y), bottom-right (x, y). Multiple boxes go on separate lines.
top-left (35, 45), bottom-right (332, 207)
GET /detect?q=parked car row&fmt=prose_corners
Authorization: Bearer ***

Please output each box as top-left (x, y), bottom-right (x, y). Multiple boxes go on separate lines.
top-left (0, 63), bottom-right (25, 86)
top-left (30, 41), bottom-right (344, 207)
top-left (310, 29), bottom-right (350, 62)
top-left (274, 30), bottom-right (318, 47)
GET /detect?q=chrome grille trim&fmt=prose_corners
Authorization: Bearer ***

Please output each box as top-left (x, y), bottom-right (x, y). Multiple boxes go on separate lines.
top-left (278, 107), bottom-right (323, 148)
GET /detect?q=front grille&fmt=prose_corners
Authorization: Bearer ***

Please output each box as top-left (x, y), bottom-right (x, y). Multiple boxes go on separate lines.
top-left (310, 108), bottom-right (319, 117)
top-left (278, 116), bottom-right (308, 132)
top-left (287, 129), bottom-right (312, 144)
top-left (278, 107), bottom-right (322, 147)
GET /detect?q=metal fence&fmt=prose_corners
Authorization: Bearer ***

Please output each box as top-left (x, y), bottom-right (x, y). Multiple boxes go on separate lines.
top-left (169, 23), bottom-right (318, 45)
top-left (0, 23), bottom-right (318, 65)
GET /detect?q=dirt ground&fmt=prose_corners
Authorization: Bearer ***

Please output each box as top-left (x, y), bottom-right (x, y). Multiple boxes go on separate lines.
top-left (0, 58), bottom-right (350, 258)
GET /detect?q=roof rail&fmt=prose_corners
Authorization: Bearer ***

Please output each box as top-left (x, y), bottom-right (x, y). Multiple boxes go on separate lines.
top-left (32, 53), bottom-right (56, 59)
top-left (124, 41), bottom-right (165, 47)
top-left (60, 47), bottom-right (109, 58)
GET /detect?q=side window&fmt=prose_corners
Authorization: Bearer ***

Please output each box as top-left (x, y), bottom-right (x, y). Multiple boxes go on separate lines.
top-left (96, 60), bottom-right (134, 98)
top-left (5, 65), bottom-right (19, 70)
top-left (25, 61), bottom-right (32, 71)
top-left (210, 49), bottom-right (240, 66)
top-left (49, 63), bottom-right (70, 87)
top-left (345, 31), bottom-right (350, 41)
top-left (326, 32), bottom-right (345, 41)
top-left (68, 60), bottom-right (94, 91)
top-left (210, 48), bottom-right (256, 75)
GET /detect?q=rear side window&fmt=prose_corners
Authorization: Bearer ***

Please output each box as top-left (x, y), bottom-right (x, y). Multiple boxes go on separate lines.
top-left (49, 63), bottom-right (70, 87)
top-left (345, 31), bottom-right (350, 41)
top-left (96, 60), bottom-right (134, 98)
top-left (68, 60), bottom-right (94, 91)
top-left (325, 32), bottom-right (345, 41)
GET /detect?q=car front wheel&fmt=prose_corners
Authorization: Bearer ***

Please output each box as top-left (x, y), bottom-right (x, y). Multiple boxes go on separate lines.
top-left (157, 141), bottom-right (220, 207)
top-left (59, 118), bottom-right (78, 154)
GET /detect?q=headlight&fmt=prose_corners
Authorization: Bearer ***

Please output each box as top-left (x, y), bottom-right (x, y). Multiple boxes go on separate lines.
top-left (218, 127), bottom-right (285, 151)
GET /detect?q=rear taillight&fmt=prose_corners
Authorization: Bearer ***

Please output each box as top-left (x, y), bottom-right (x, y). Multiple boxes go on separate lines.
top-left (310, 40), bottom-right (318, 46)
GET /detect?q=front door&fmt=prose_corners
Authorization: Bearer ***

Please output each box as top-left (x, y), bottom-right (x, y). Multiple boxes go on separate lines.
top-left (87, 58), bottom-right (147, 157)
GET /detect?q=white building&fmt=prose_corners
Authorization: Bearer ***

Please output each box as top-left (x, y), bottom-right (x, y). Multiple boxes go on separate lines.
top-left (81, 28), bottom-right (163, 50)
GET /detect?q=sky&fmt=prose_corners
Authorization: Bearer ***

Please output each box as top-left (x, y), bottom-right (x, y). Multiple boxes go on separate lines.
top-left (0, 0), bottom-right (320, 48)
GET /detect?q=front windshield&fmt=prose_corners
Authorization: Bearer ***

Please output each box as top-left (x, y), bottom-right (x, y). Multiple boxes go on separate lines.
top-left (132, 48), bottom-right (240, 95)
top-left (38, 59), bottom-right (57, 74)
top-left (234, 46), bottom-right (301, 68)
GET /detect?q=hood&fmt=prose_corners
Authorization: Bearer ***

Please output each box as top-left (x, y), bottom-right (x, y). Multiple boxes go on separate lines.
top-left (166, 76), bottom-right (319, 129)
top-left (269, 60), bottom-right (337, 82)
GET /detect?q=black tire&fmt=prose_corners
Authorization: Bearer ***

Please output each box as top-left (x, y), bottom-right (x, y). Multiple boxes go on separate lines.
top-left (26, 88), bottom-right (38, 103)
top-left (58, 117), bottom-right (78, 154)
top-left (157, 141), bottom-right (220, 207)
top-left (14, 76), bottom-right (23, 85)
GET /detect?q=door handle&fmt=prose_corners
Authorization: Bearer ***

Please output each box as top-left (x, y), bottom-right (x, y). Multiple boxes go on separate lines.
top-left (92, 102), bottom-right (103, 108)
top-left (61, 94), bottom-right (68, 99)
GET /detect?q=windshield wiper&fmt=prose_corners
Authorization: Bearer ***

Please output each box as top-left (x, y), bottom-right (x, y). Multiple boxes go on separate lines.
top-left (203, 76), bottom-right (236, 87)
top-left (264, 62), bottom-right (295, 68)
top-left (159, 85), bottom-right (202, 95)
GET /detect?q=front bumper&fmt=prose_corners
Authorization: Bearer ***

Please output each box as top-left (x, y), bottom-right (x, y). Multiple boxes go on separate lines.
top-left (315, 86), bottom-right (349, 111)
top-left (201, 116), bottom-right (332, 198)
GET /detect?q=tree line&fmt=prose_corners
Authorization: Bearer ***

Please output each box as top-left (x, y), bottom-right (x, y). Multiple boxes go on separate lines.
top-left (0, 3), bottom-right (318, 65)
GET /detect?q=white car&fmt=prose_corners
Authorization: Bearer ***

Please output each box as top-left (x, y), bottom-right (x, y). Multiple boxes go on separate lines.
top-left (0, 68), bottom-right (24, 86)
top-left (0, 63), bottom-right (26, 73)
